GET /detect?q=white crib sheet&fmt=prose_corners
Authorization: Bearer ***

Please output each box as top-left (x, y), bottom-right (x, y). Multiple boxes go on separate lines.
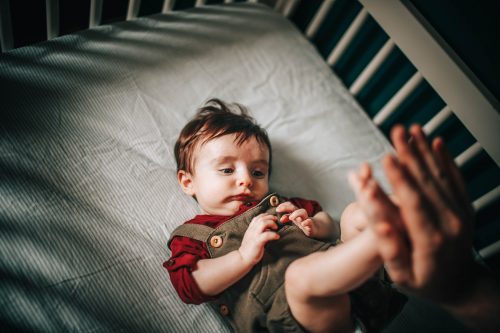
top-left (0, 3), bottom-right (425, 332)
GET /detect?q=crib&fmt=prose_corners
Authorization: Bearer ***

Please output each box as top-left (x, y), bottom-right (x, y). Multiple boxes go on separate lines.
top-left (1, 1), bottom-right (499, 332)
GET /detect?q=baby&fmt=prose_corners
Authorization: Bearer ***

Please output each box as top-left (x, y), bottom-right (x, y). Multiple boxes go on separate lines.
top-left (165, 99), bottom-right (406, 333)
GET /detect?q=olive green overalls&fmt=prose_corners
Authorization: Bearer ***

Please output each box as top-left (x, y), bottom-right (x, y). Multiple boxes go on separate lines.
top-left (168, 193), bottom-right (407, 333)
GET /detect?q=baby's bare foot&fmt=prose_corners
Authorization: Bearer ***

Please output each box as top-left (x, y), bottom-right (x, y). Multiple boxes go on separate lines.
top-left (349, 164), bottom-right (398, 225)
top-left (349, 164), bottom-right (408, 268)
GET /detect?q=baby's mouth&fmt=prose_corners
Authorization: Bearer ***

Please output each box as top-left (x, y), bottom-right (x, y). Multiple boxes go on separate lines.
top-left (228, 194), bottom-right (255, 203)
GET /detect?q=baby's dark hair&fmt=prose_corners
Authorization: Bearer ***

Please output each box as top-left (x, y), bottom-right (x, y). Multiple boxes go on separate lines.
top-left (175, 98), bottom-right (272, 175)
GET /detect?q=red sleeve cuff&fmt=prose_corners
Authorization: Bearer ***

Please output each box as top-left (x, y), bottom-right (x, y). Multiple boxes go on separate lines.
top-left (165, 237), bottom-right (217, 304)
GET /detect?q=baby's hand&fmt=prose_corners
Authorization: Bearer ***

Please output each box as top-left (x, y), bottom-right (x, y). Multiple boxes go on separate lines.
top-left (238, 213), bottom-right (280, 266)
top-left (277, 202), bottom-right (316, 237)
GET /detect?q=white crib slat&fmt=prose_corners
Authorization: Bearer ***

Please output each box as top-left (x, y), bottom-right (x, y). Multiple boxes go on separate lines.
top-left (305, 0), bottom-right (336, 39)
top-left (349, 39), bottom-right (394, 96)
top-left (0, 0), bottom-right (13, 51)
top-left (281, 0), bottom-right (300, 18)
top-left (195, 0), bottom-right (205, 7)
top-left (479, 239), bottom-right (500, 259)
top-left (327, 8), bottom-right (368, 66)
top-left (373, 72), bottom-right (423, 126)
top-left (422, 105), bottom-right (452, 136)
top-left (473, 185), bottom-right (500, 212)
top-left (274, 0), bottom-right (286, 11)
top-left (127, 0), bottom-right (141, 20)
top-left (455, 142), bottom-right (482, 168)
top-left (162, 0), bottom-right (176, 13)
top-left (46, 0), bottom-right (59, 40)
top-left (89, 0), bottom-right (103, 27)
top-left (225, 0), bottom-right (234, 3)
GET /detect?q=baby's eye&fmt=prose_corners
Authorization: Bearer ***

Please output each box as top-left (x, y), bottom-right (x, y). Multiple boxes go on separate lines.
top-left (252, 170), bottom-right (266, 178)
top-left (219, 168), bottom-right (234, 174)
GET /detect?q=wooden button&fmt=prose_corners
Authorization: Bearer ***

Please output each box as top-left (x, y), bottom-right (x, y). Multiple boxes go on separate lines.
top-left (219, 304), bottom-right (230, 316)
top-left (210, 235), bottom-right (223, 248)
top-left (165, 259), bottom-right (175, 267)
top-left (269, 195), bottom-right (279, 207)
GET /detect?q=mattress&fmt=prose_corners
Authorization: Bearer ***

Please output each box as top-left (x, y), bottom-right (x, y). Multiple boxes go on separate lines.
top-left (0, 3), bottom-right (465, 333)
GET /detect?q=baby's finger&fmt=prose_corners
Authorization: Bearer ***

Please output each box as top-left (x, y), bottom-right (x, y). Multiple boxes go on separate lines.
top-left (289, 208), bottom-right (308, 222)
top-left (276, 201), bottom-right (298, 213)
top-left (258, 231), bottom-right (280, 244)
top-left (280, 214), bottom-right (291, 223)
top-left (251, 214), bottom-right (278, 231)
top-left (263, 216), bottom-right (279, 231)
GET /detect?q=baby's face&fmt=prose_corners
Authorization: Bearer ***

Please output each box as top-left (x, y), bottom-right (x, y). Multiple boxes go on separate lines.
top-left (181, 133), bottom-right (270, 216)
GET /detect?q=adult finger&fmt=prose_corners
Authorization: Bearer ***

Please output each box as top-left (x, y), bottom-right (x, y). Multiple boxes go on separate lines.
top-left (374, 222), bottom-right (412, 285)
top-left (391, 126), bottom-right (451, 224)
top-left (392, 126), bottom-right (437, 192)
top-left (391, 125), bottom-right (428, 181)
top-left (409, 125), bottom-right (445, 187)
top-left (432, 137), bottom-right (472, 216)
top-left (382, 154), bottom-right (440, 244)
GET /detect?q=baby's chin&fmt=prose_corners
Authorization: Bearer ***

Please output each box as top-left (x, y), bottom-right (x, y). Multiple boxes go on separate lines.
top-left (202, 203), bottom-right (241, 216)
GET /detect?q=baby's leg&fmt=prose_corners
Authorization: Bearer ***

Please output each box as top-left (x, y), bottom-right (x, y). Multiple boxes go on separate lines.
top-left (285, 227), bottom-right (382, 332)
top-left (340, 202), bottom-right (369, 242)
top-left (285, 164), bottom-right (400, 332)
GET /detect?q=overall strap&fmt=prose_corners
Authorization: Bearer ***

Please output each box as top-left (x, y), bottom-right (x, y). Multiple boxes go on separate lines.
top-left (167, 224), bottom-right (214, 248)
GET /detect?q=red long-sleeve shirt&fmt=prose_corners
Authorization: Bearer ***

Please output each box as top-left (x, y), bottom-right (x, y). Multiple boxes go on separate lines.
top-left (165, 197), bottom-right (322, 304)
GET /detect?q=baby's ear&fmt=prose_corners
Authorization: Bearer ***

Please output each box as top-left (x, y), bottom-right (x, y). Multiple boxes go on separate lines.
top-left (178, 170), bottom-right (195, 196)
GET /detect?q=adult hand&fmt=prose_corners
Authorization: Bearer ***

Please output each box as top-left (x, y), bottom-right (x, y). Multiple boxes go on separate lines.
top-left (350, 124), bottom-right (476, 304)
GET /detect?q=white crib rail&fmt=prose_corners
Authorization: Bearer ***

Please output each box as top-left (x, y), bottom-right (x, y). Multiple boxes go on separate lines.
top-left (300, 0), bottom-right (499, 168)
top-left (359, 0), bottom-right (500, 167)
